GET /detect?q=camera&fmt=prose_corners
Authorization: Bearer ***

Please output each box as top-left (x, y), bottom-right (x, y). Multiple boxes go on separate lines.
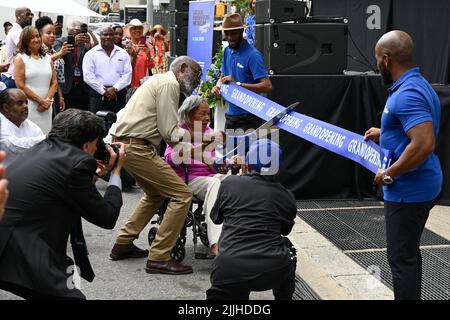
top-left (95, 140), bottom-right (120, 164)
top-left (94, 111), bottom-right (119, 167)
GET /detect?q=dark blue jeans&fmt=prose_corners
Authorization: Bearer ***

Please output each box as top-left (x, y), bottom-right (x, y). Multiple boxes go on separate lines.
top-left (385, 198), bottom-right (437, 300)
top-left (1, 74), bottom-right (16, 88)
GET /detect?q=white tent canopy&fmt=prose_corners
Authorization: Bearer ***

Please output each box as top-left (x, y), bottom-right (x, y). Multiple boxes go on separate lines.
top-left (0, 0), bottom-right (103, 18)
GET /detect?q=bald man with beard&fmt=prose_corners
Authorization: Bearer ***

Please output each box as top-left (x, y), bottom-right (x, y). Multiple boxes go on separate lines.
top-left (1, 7), bottom-right (34, 88)
top-left (364, 31), bottom-right (442, 300)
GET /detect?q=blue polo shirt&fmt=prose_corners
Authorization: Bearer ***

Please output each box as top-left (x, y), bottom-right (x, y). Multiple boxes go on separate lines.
top-left (221, 39), bottom-right (268, 116)
top-left (380, 67), bottom-right (442, 203)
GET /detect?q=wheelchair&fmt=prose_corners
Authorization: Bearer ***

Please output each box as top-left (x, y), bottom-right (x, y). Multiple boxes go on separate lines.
top-left (147, 165), bottom-right (212, 262)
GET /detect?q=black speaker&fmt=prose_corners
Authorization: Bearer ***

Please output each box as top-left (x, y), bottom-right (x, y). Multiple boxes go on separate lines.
top-left (255, 23), bottom-right (348, 74)
top-left (170, 26), bottom-right (188, 57)
top-left (212, 30), bottom-right (223, 58)
top-left (169, 11), bottom-right (189, 27)
top-left (255, 0), bottom-right (309, 24)
top-left (169, 0), bottom-right (189, 12)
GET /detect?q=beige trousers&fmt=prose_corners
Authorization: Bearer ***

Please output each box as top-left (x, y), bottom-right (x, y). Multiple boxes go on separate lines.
top-left (188, 174), bottom-right (227, 247)
top-left (115, 144), bottom-right (192, 261)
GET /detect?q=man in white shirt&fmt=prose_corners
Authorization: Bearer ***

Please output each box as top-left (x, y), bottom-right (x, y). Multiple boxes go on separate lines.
top-left (1, 7), bottom-right (34, 89)
top-left (83, 26), bottom-right (132, 114)
top-left (0, 88), bottom-right (45, 167)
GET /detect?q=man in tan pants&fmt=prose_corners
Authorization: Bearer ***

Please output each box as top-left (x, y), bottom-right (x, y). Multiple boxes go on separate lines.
top-left (109, 56), bottom-right (203, 274)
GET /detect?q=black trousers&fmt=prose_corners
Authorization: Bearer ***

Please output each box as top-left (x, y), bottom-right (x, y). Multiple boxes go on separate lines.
top-left (206, 257), bottom-right (297, 300)
top-left (0, 280), bottom-right (83, 300)
top-left (385, 198), bottom-right (437, 300)
top-left (89, 88), bottom-right (126, 114)
top-left (63, 83), bottom-right (89, 111)
top-left (225, 113), bottom-right (263, 132)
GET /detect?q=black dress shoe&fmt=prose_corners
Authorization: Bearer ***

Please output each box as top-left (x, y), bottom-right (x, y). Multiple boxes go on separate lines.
top-left (145, 259), bottom-right (193, 275)
top-left (109, 243), bottom-right (149, 261)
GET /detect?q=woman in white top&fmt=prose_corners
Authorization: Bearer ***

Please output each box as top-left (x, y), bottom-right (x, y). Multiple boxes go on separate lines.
top-left (14, 26), bottom-right (57, 134)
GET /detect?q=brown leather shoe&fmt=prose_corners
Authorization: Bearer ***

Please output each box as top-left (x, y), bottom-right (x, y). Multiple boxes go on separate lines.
top-left (109, 243), bottom-right (149, 261)
top-left (145, 259), bottom-right (193, 275)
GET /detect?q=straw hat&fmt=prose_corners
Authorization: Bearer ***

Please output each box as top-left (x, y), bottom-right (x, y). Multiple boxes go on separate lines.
top-left (124, 19), bottom-right (149, 38)
top-left (214, 13), bottom-right (245, 31)
top-left (150, 24), bottom-right (167, 36)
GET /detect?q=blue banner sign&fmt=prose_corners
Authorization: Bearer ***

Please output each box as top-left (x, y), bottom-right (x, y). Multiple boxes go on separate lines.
top-left (220, 83), bottom-right (392, 174)
top-left (187, 0), bottom-right (215, 82)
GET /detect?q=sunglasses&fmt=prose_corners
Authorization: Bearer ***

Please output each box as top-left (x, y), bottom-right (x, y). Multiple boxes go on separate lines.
top-left (25, 12), bottom-right (34, 17)
top-left (190, 65), bottom-right (203, 80)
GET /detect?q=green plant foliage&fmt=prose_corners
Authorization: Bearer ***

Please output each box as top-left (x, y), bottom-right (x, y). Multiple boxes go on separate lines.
top-left (200, 43), bottom-right (225, 108)
top-left (234, 0), bottom-right (250, 16)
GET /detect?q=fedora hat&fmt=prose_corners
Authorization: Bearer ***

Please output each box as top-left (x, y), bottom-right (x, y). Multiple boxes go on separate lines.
top-left (150, 24), bottom-right (167, 36)
top-left (214, 13), bottom-right (245, 31)
top-left (124, 19), bottom-right (149, 38)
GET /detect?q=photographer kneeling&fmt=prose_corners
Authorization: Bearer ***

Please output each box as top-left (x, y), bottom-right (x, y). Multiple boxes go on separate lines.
top-left (0, 109), bottom-right (126, 300)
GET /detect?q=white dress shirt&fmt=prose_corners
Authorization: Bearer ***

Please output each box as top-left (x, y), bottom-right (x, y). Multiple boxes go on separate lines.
top-left (3, 23), bottom-right (22, 78)
top-left (82, 44), bottom-right (132, 95)
top-left (0, 113), bottom-right (46, 167)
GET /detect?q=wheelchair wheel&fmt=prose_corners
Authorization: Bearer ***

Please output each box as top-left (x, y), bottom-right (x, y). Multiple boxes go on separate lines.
top-left (148, 226), bottom-right (158, 246)
top-left (171, 238), bottom-right (186, 262)
top-left (185, 211), bottom-right (193, 228)
top-left (148, 227), bottom-right (186, 262)
top-left (200, 222), bottom-right (209, 247)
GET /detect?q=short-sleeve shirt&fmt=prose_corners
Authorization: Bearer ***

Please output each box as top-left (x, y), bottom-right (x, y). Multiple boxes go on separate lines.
top-left (380, 67), bottom-right (442, 202)
top-left (221, 39), bottom-right (268, 116)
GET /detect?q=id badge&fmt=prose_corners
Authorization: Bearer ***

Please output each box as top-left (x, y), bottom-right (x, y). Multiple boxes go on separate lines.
top-left (74, 66), bottom-right (81, 77)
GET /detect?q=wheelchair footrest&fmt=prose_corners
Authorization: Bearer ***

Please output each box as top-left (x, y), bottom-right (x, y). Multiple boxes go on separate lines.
top-left (195, 251), bottom-right (214, 260)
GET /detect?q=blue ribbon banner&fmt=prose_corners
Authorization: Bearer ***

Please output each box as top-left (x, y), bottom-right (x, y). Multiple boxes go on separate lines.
top-left (187, 0), bottom-right (215, 82)
top-left (220, 83), bottom-right (392, 174)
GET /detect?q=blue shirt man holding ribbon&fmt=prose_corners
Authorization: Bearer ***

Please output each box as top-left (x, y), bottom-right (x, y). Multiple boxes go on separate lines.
top-left (364, 30), bottom-right (442, 300)
top-left (212, 13), bottom-right (272, 132)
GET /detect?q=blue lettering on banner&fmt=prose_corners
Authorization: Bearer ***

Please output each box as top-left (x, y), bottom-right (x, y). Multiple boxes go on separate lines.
top-left (220, 83), bottom-right (391, 173)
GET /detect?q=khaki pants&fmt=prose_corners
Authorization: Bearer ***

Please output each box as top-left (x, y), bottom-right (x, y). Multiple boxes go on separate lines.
top-left (115, 144), bottom-right (192, 261)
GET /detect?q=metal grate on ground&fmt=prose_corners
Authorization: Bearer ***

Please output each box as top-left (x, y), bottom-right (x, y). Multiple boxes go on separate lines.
top-left (297, 202), bottom-right (450, 251)
top-left (347, 248), bottom-right (450, 300)
top-left (297, 199), bottom-right (383, 210)
top-left (293, 274), bottom-right (321, 300)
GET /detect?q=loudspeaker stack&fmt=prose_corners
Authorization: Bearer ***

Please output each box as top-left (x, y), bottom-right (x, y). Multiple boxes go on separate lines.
top-left (254, 0), bottom-right (348, 74)
top-left (169, 0), bottom-right (190, 57)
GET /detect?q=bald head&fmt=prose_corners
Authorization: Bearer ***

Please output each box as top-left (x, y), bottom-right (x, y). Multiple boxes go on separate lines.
top-left (15, 7), bottom-right (29, 17)
top-left (376, 30), bottom-right (414, 66)
top-left (15, 7), bottom-right (33, 28)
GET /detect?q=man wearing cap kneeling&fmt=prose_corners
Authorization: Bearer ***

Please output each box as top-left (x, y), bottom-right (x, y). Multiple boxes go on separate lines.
top-left (212, 13), bottom-right (272, 132)
top-left (206, 139), bottom-right (297, 300)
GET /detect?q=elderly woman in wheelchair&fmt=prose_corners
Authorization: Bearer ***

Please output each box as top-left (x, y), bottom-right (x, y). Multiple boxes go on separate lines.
top-left (164, 95), bottom-right (229, 257)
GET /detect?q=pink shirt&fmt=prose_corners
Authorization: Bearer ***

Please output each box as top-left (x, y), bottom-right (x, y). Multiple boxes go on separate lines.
top-left (165, 124), bottom-right (216, 182)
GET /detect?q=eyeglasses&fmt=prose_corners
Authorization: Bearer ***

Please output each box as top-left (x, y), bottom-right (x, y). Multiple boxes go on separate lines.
top-left (25, 12), bottom-right (34, 17)
top-left (190, 65), bottom-right (203, 80)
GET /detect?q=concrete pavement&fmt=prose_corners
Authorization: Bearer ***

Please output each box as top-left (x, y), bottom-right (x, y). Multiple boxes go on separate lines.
top-left (1, 179), bottom-right (449, 300)
top-left (288, 204), bottom-right (450, 300)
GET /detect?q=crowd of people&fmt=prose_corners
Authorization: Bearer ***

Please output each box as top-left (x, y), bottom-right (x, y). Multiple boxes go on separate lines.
top-left (0, 0), bottom-right (444, 301)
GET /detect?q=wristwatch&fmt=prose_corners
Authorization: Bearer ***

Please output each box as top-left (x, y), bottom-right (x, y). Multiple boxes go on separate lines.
top-left (236, 81), bottom-right (242, 86)
top-left (381, 169), bottom-right (394, 185)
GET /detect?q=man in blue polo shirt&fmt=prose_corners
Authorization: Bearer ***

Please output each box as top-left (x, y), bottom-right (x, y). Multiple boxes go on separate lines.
top-left (364, 30), bottom-right (442, 300)
top-left (212, 13), bottom-right (272, 132)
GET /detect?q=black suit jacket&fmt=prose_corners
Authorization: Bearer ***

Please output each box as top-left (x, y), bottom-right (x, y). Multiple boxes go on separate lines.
top-left (55, 38), bottom-right (89, 94)
top-left (0, 138), bottom-right (122, 299)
